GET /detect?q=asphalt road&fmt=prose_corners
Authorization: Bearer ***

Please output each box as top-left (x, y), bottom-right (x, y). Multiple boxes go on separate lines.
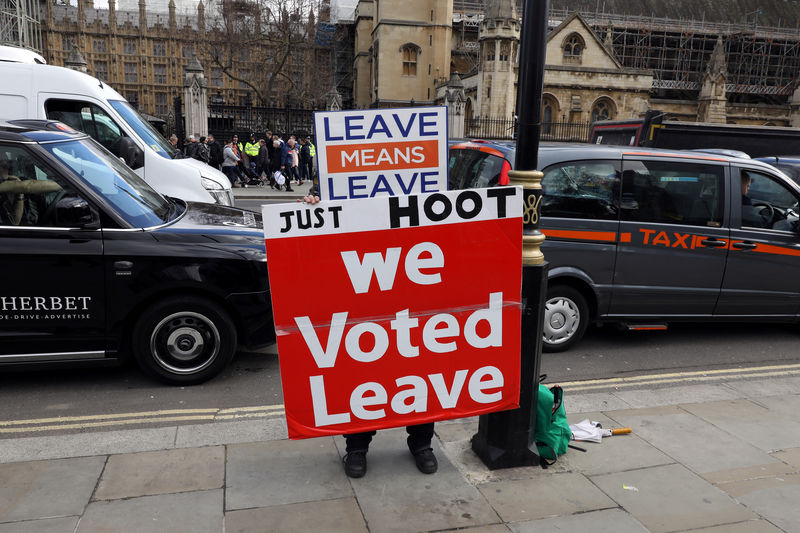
top-left (1, 321), bottom-right (799, 438)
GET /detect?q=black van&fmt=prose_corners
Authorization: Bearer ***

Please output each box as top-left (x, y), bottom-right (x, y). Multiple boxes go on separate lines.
top-left (0, 120), bottom-right (274, 384)
top-left (450, 140), bottom-right (800, 352)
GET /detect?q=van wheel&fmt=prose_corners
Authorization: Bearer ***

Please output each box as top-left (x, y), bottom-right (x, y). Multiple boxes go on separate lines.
top-left (542, 285), bottom-right (589, 353)
top-left (132, 297), bottom-right (237, 385)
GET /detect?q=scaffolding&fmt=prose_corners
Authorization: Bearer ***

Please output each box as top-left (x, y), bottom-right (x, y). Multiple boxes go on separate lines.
top-left (0, 0), bottom-right (42, 52)
top-left (452, 3), bottom-right (800, 102)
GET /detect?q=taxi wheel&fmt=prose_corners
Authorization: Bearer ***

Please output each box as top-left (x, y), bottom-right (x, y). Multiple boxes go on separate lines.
top-left (542, 285), bottom-right (588, 353)
top-left (132, 297), bottom-right (237, 385)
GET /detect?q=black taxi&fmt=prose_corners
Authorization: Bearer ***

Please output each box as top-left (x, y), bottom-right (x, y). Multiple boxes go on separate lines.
top-left (450, 140), bottom-right (800, 352)
top-left (0, 120), bottom-right (274, 384)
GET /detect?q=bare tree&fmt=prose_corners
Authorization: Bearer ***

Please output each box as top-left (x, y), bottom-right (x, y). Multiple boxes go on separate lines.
top-left (204, 0), bottom-right (333, 106)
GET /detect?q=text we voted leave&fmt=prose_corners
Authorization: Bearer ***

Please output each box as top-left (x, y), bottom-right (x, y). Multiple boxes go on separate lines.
top-left (263, 188), bottom-right (523, 439)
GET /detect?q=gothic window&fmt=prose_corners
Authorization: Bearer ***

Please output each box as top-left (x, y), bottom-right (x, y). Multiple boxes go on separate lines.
top-left (62, 36), bottom-right (74, 51)
top-left (94, 61), bottom-right (108, 81)
top-left (123, 39), bottom-right (136, 55)
top-left (211, 68), bottom-right (223, 88)
top-left (183, 44), bottom-right (194, 58)
top-left (499, 41), bottom-right (510, 62)
top-left (542, 95), bottom-right (559, 135)
top-left (485, 41), bottom-right (495, 62)
top-left (93, 39), bottom-right (106, 54)
top-left (401, 44), bottom-right (419, 76)
top-left (124, 62), bottom-right (138, 83)
top-left (155, 93), bottom-right (168, 116)
top-left (590, 98), bottom-right (615, 122)
top-left (239, 69), bottom-right (250, 89)
top-left (153, 64), bottom-right (167, 84)
top-left (153, 42), bottom-right (166, 57)
top-left (563, 33), bottom-right (585, 62)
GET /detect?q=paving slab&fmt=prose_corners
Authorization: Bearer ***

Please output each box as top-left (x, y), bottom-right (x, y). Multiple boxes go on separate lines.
top-left (591, 464), bottom-right (756, 533)
top-left (0, 427), bottom-right (176, 463)
top-left (611, 384), bottom-right (743, 409)
top-left (736, 481), bottom-right (800, 533)
top-left (477, 473), bottom-right (616, 522)
top-left (564, 392), bottom-right (633, 413)
top-left (771, 447), bottom-right (800, 469)
top-left (175, 418), bottom-right (288, 448)
top-left (713, 472), bottom-right (800, 499)
top-left (509, 508), bottom-right (648, 533)
top-left (224, 497), bottom-right (367, 533)
top-left (682, 397), bottom-right (800, 452)
top-left (724, 376), bottom-right (800, 398)
top-left (677, 520), bottom-right (785, 533)
top-left (77, 489), bottom-right (223, 533)
top-left (225, 438), bottom-right (351, 510)
top-left (448, 526), bottom-right (511, 533)
top-left (606, 407), bottom-right (777, 474)
top-left (337, 429), bottom-right (500, 533)
top-left (0, 517), bottom-right (79, 533)
top-left (0, 456), bottom-right (105, 523)
top-left (94, 446), bottom-right (224, 500)
top-left (700, 462), bottom-right (796, 485)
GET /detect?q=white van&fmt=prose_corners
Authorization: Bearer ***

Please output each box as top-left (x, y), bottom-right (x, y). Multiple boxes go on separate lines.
top-left (0, 62), bottom-right (233, 205)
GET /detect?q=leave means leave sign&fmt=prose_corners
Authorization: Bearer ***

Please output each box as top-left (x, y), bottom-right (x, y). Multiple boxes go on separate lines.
top-left (263, 187), bottom-right (523, 439)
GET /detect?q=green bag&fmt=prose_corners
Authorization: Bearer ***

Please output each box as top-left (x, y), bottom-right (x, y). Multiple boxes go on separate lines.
top-left (534, 383), bottom-right (572, 464)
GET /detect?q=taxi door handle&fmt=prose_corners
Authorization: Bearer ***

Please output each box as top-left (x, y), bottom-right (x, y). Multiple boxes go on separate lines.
top-left (700, 238), bottom-right (727, 248)
top-left (731, 241), bottom-right (757, 251)
top-left (114, 261), bottom-right (133, 270)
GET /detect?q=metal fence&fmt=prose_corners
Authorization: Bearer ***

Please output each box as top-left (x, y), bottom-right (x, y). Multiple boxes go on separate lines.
top-left (208, 103), bottom-right (317, 141)
top-left (466, 117), bottom-right (591, 142)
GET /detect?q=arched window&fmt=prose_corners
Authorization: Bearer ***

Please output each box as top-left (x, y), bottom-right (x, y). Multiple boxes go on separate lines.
top-left (541, 95), bottom-right (559, 135)
top-left (591, 98), bottom-right (615, 122)
top-left (400, 44), bottom-right (420, 76)
top-left (563, 33), bottom-right (585, 58)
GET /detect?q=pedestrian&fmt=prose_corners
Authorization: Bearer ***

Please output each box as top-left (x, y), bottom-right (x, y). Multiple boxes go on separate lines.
top-left (256, 138), bottom-right (269, 184)
top-left (290, 139), bottom-right (301, 184)
top-left (185, 135), bottom-right (199, 159)
top-left (207, 134), bottom-right (223, 170)
top-left (300, 191), bottom-right (438, 479)
top-left (269, 138), bottom-right (283, 189)
top-left (221, 139), bottom-right (241, 187)
top-left (306, 136), bottom-right (316, 183)
top-left (279, 138), bottom-right (295, 192)
top-left (169, 134), bottom-right (184, 158)
top-left (194, 136), bottom-right (210, 164)
top-left (299, 137), bottom-right (311, 186)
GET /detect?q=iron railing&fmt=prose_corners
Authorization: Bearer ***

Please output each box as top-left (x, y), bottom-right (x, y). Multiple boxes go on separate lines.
top-left (466, 117), bottom-right (591, 142)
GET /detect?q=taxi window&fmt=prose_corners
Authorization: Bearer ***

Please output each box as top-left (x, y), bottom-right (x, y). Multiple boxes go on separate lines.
top-left (46, 99), bottom-right (128, 157)
top-left (0, 145), bottom-right (81, 228)
top-left (621, 160), bottom-right (723, 227)
top-left (541, 161), bottom-right (619, 220)
top-left (741, 170), bottom-right (800, 231)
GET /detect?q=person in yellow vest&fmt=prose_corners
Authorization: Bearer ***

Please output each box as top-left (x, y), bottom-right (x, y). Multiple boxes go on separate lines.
top-left (304, 136), bottom-right (316, 185)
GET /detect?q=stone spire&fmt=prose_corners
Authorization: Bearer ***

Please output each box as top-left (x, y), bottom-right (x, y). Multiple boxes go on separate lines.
top-left (139, 0), bottom-right (147, 36)
top-left (169, 0), bottom-right (176, 32)
top-left (108, 0), bottom-right (116, 28)
top-left (197, 0), bottom-right (205, 35)
top-left (697, 36), bottom-right (727, 123)
top-left (705, 36), bottom-right (727, 78)
top-left (65, 45), bottom-right (89, 73)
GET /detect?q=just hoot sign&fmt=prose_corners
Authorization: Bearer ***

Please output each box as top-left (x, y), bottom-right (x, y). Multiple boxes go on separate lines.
top-left (263, 187), bottom-right (524, 439)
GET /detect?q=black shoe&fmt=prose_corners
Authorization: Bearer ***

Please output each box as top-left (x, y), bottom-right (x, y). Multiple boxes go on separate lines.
top-left (343, 452), bottom-right (367, 478)
top-left (412, 448), bottom-right (437, 474)
top-left (285, 187), bottom-right (295, 192)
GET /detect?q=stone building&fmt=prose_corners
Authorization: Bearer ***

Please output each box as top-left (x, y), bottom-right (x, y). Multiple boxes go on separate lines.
top-left (40, 0), bottom-right (339, 120)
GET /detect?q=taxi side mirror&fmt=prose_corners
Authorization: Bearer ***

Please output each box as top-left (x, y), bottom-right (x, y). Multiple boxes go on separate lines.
top-left (56, 196), bottom-right (99, 229)
top-left (119, 138), bottom-right (144, 170)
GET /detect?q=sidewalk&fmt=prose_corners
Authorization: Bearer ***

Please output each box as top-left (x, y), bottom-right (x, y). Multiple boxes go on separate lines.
top-left (1, 376), bottom-right (799, 532)
top-left (232, 179), bottom-right (315, 201)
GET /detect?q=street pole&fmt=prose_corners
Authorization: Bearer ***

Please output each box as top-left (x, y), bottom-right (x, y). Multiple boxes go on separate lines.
top-left (471, 0), bottom-right (549, 470)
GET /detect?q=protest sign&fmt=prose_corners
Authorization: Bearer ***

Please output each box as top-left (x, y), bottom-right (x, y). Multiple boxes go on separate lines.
top-left (313, 106), bottom-right (448, 200)
top-left (263, 187), bottom-right (523, 439)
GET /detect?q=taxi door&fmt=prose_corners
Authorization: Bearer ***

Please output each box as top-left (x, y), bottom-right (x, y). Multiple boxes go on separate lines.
top-left (609, 155), bottom-right (730, 316)
top-left (0, 143), bottom-right (106, 360)
top-left (715, 167), bottom-right (800, 316)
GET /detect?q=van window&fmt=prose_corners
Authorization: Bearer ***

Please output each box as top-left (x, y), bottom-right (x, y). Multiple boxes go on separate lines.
top-left (741, 170), bottom-right (800, 231)
top-left (621, 160), bottom-right (723, 227)
top-left (45, 99), bottom-right (128, 157)
top-left (541, 161), bottom-right (619, 219)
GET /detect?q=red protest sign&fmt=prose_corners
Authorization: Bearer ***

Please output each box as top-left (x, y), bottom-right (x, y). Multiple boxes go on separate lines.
top-left (263, 188), bottom-right (523, 439)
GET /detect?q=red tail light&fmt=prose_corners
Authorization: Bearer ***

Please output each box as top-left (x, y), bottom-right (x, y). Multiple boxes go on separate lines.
top-left (498, 159), bottom-right (511, 186)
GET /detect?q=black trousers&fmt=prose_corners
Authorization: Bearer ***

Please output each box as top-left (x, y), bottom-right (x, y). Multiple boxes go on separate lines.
top-left (345, 423), bottom-right (434, 454)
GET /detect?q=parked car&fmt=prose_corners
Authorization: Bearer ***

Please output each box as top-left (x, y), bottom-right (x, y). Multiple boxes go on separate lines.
top-left (754, 156), bottom-right (800, 186)
top-left (449, 139), bottom-right (800, 352)
top-left (0, 120), bottom-right (274, 384)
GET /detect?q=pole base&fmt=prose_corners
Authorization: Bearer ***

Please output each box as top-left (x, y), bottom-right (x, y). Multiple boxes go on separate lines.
top-left (471, 426), bottom-right (540, 470)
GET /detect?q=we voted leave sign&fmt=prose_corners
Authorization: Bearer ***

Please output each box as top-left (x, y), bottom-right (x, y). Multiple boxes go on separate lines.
top-left (313, 106), bottom-right (448, 200)
top-left (262, 187), bottom-right (523, 439)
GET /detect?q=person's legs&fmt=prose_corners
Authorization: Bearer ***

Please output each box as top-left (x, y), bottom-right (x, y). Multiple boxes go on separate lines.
top-left (407, 423), bottom-right (437, 474)
top-left (343, 431), bottom-right (375, 478)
